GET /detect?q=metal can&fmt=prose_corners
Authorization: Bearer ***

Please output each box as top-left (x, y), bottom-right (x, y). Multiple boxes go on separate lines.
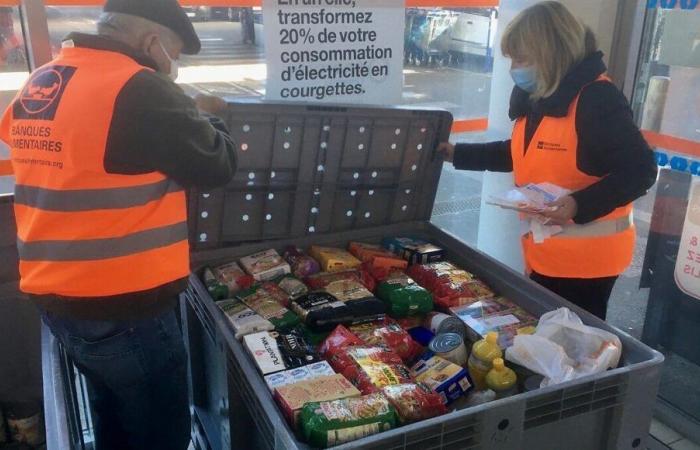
top-left (425, 312), bottom-right (469, 341)
top-left (428, 333), bottom-right (468, 367)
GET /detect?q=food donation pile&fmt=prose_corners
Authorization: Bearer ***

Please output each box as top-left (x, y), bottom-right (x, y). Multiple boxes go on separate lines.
top-left (202, 238), bottom-right (539, 448)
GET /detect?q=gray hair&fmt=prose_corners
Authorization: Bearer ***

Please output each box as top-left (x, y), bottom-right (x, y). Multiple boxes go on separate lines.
top-left (97, 12), bottom-right (181, 49)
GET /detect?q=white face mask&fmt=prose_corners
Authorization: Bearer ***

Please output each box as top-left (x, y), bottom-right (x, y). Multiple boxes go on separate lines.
top-left (158, 40), bottom-right (179, 81)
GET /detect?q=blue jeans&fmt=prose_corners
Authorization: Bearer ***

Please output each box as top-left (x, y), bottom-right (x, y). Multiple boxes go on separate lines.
top-left (42, 308), bottom-right (190, 450)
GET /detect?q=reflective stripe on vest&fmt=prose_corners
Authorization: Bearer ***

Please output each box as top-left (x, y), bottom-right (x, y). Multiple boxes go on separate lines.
top-left (0, 47), bottom-right (190, 297)
top-left (511, 75), bottom-right (635, 279)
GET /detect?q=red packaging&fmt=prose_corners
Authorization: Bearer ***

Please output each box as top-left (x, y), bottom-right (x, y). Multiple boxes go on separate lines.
top-left (406, 262), bottom-right (467, 291)
top-left (434, 280), bottom-right (496, 309)
top-left (319, 325), bottom-right (364, 358)
top-left (328, 346), bottom-right (413, 394)
top-left (362, 261), bottom-right (406, 283)
top-left (382, 383), bottom-right (448, 424)
top-left (259, 281), bottom-right (292, 307)
top-left (349, 318), bottom-right (423, 363)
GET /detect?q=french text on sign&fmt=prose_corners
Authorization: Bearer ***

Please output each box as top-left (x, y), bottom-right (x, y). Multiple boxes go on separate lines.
top-left (264, 0), bottom-right (404, 105)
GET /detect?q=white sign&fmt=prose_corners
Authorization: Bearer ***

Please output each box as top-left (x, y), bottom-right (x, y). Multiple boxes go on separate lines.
top-left (675, 180), bottom-right (700, 300)
top-left (263, 0), bottom-right (404, 105)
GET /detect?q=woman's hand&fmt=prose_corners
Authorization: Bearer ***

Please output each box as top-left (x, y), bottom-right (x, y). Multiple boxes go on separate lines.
top-left (437, 142), bottom-right (455, 162)
top-left (539, 196), bottom-right (578, 225)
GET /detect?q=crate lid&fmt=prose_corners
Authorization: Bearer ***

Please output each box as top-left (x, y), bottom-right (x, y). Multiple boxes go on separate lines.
top-left (189, 101), bottom-right (453, 250)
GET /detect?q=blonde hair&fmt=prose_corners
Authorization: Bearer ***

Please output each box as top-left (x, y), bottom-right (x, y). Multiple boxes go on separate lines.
top-left (501, 1), bottom-right (598, 100)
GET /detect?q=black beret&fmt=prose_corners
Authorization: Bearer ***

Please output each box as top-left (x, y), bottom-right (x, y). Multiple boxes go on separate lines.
top-left (104, 0), bottom-right (201, 54)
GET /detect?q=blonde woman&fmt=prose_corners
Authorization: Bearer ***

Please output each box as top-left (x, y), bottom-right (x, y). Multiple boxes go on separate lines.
top-left (438, 1), bottom-right (657, 320)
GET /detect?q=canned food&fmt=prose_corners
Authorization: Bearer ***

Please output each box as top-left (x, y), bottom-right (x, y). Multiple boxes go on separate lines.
top-left (425, 312), bottom-right (468, 341)
top-left (428, 333), bottom-right (468, 367)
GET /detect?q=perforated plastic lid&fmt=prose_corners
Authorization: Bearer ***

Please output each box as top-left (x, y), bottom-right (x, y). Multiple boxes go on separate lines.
top-left (188, 102), bottom-right (453, 250)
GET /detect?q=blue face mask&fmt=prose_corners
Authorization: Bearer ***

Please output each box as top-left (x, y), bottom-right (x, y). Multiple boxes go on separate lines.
top-left (510, 66), bottom-right (538, 93)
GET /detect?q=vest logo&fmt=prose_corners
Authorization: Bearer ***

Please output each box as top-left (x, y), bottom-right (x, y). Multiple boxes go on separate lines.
top-left (536, 141), bottom-right (568, 152)
top-left (13, 65), bottom-right (77, 121)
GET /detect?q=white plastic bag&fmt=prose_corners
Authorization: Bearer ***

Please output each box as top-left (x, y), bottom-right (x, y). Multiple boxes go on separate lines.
top-left (505, 308), bottom-right (622, 387)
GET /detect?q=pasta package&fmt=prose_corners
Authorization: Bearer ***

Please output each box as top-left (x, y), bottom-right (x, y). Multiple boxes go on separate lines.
top-left (216, 299), bottom-right (274, 339)
top-left (328, 346), bottom-right (413, 394)
top-left (348, 242), bottom-right (408, 272)
top-left (310, 246), bottom-right (362, 272)
top-left (237, 285), bottom-right (300, 332)
top-left (381, 384), bottom-right (447, 424)
top-left (349, 318), bottom-right (423, 363)
top-left (240, 249), bottom-right (291, 281)
top-left (283, 246), bottom-right (321, 278)
top-left (300, 394), bottom-right (397, 448)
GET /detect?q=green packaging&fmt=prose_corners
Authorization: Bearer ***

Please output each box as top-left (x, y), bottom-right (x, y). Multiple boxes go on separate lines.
top-left (203, 267), bottom-right (228, 300)
top-left (376, 274), bottom-right (433, 317)
top-left (301, 394), bottom-right (397, 448)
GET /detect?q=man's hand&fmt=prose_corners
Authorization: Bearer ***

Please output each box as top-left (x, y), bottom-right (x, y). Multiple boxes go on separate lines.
top-left (194, 94), bottom-right (227, 116)
top-left (539, 196), bottom-right (578, 225)
top-left (437, 142), bottom-right (455, 162)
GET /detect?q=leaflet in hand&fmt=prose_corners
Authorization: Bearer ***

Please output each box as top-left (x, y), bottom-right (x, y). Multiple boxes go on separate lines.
top-left (488, 183), bottom-right (570, 214)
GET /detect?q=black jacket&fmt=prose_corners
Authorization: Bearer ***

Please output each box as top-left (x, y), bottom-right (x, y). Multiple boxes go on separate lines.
top-left (30, 33), bottom-right (237, 320)
top-left (453, 51), bottom-right (657, 224)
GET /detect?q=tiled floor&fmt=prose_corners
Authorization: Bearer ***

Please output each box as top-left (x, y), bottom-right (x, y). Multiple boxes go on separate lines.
top-left (650, 419), bottom-right (700, 450)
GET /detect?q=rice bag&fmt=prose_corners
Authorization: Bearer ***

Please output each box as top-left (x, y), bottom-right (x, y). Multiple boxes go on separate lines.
top-left (276, 275), bottom-right (308, 300)
top-left (276, 329), bottom-right (321, 368)
top-left (376, 274), bottom-right (433, 317)
top-left (301, 394), bottom-right (397, 448)
top-left (212, 261), bottom-right (255, 295)
top-left (310, 246), bottom-right (362, 272)
top-left (382, 383), bottom-right (448, 424)
top-left (349, 318), bottom-right (423, 363)
top-left (202, 268), bottom-right (229, 300)
top-left (290, 292), bottom-right (355, 332)
top-left (237, 285), bottom-right (300, 332)
top-left (319, 325), bottom-right (365, 357)
top-left (240, 249), bottom-right (291, 281)
top-left (283, 246), bottom-right (321, 278)
top-left (328, 346), bottom-right (413, 394)
top-left (305, 270), bottom-right (376, 293)
top-left (216, 299), bottom-right (274, 339)
top-left (348, 242), bottom-right (408, 272)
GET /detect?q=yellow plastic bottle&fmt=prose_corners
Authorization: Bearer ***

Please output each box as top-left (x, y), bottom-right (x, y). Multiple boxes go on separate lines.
top-left (486, 358), bottom-right (518, 399)
top-left (468, 332), bottom-right (502, 391)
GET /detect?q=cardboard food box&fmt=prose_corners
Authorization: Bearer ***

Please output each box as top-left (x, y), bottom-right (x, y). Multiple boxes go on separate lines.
top-left (264, 361), bottom-right (335, 392)
top-left (240, 249), bottom-right (291, 281)
top-left (411, 354), bottom-right (472, 404)
top-left (382, 237), bottom-right (444, 265)
top-left (309, 246), bottom-right (362, 272)
top-left (243, 331), bottom-right (286, 375)
top-left (274, 374), bottom-right (361, 428)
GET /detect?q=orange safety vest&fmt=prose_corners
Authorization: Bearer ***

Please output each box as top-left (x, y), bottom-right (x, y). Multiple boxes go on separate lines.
top-left (0, 46), bottom-right (189, 297)
top-left (511, 76), bottom-right (635, 279)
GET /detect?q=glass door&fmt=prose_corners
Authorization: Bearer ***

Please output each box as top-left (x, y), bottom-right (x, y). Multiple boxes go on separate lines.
top-left (630, 1), bottom-right (700, 442)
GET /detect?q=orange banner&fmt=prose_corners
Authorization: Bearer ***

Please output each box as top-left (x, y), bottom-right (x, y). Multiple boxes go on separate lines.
top-left (0, 160), bottom-right (13, 177)
top-left (0, 0), bottom-right (19, 5)
top-left (452, 117), bottom-right (488, 133)
top-left (45, 0), bottom-right (498, 6)
top-left (643, 131), bottom-right (700, 160)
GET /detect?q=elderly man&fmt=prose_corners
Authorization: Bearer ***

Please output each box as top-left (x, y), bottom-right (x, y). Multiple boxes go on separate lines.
top-left (0, 0), bottom-right (236, 448)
